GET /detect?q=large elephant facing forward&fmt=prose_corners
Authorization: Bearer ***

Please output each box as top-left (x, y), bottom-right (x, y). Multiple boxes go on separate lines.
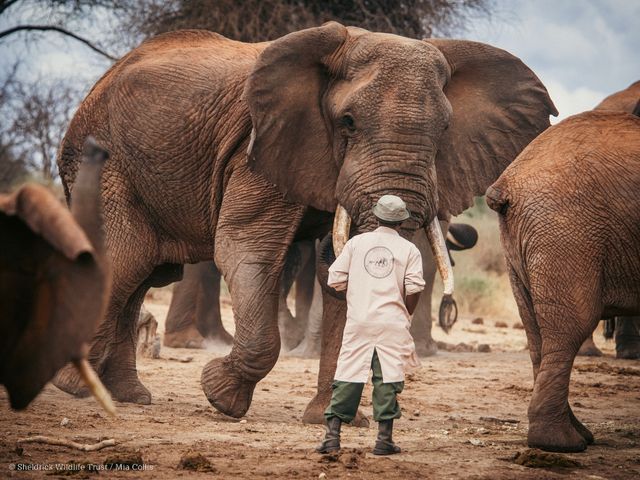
top-left (487, 84), bottom-right (640, 452)
top-left (55, 23), bottom-right (555, 420)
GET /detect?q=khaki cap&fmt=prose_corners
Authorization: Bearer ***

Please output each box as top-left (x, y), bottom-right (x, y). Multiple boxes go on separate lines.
top-left (372, 194), bottom-right (410, 222)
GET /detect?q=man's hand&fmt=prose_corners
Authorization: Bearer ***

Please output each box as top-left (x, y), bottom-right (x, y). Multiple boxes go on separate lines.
top-left (405, 292), bottom-right (421, 316)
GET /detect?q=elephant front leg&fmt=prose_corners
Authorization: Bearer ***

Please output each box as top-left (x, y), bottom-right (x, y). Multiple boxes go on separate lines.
top-left (201, 259), bottom-right (282, 417)
top-left (301, 287), bottom-right (369, 427)
top-left (200, 166), bottom-right (305, 418)
top-left (410, 228), bottom-right (439, 357)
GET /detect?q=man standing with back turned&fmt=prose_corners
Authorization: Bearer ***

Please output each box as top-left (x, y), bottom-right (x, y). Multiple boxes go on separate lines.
top-left (317, 195), bottom-right (425, 455)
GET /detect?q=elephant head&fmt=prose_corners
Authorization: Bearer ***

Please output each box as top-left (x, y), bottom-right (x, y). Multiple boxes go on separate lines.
top-left (593, 80), bottom-right (640, 114)
top-left (0, 138), bottom-right (114, 414)
top-left (244, 22), bottom-right (556, 297)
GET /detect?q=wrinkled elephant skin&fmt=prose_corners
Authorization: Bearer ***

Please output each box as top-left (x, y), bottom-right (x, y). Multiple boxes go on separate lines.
top-left (488, 94), bottom-right (640, 452)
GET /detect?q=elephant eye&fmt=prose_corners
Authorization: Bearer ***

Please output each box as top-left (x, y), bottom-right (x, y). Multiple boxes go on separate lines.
top-left (341, 114), bottom-right (356, 131)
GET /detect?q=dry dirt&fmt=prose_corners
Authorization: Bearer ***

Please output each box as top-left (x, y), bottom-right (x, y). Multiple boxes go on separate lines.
top-left (2, 289), bottom-right (639, 479)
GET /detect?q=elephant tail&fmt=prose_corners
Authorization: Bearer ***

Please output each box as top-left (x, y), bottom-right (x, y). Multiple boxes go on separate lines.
top-left (485, 184), bottom-right (509, 215)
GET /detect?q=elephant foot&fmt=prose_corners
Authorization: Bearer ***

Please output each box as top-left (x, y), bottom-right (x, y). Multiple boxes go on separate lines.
top-left (527, 419), bottom-right (587, 453)
top-left (105, 377), bottom-right (152, 404)
top-left (279, 317), bottom-right (306, 352)
top-left (302, 393), bottom-right (369, 427)
top-left (415, 338), bottom-right (438, 357)
top-left (53, 363), bottom-right (152, 404)
top-left (210, 328), bottom-right (234, 346)
top-left (53, 363), bottom-right (90, 398)
top-left (201, 357), bottom-right (255, 418)
top-left (287, 337), bottom-right (321, 358)
top-left (616, 338), bottom-right (640, 359)
top-left (577, 337), bottom-right (602, 357)
top-left (569, 407), bottom-right (594, 444)
top-left (164, 324), bottom-right (206, 349)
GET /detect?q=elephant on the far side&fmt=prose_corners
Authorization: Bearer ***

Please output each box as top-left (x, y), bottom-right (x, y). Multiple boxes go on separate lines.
top-left (163, 240), bottom-right (315, 350)
top-left (486, 85), bottom-right (640, 452)
top-left (0, 139), bottom-right (113, 413)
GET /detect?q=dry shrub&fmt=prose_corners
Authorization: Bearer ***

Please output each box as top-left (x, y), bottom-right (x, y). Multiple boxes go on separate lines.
top-left (432, 197), bottom-right (519, 322)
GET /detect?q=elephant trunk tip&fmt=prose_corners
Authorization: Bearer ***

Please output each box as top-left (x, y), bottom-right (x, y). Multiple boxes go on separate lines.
top-left (485, 185), bottom-right (509, 215)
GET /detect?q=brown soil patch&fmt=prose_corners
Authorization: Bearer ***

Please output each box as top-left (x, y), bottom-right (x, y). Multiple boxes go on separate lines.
top-left (1, 294), bottom-right (639, 479)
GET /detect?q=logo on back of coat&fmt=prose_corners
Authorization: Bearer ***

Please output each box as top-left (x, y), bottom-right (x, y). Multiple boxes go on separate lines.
top-left (364, 246), bottom-right (394, 278)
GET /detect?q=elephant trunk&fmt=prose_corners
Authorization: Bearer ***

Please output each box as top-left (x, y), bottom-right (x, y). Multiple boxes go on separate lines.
top-left (332, 204), bottom-right (351, 257)
top-left (425, 218), bottom-right (458, 333)
top-left (70, 137), bottom-right (109, 256)
top-left (70, 137), bottom-right (115, 415)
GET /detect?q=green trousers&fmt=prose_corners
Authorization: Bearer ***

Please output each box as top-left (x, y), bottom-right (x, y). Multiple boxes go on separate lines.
top-left (324, 349), bottom-right (404, 423)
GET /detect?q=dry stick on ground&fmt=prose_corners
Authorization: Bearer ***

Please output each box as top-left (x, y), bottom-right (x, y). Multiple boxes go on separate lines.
top-left (17, 436), bottom-right (116, 452)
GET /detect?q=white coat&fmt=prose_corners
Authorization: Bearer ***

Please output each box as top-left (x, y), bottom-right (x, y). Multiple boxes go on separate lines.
top-left (328, 226), bottom-right (425, 383)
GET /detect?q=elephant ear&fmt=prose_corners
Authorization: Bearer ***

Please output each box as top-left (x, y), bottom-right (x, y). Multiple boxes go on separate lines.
top-left (425, 39), bottom-right (558, 216)
top-left (0, 184), bottom-right (94, 260)
top-left (244, 22), bottom-right (348, 212)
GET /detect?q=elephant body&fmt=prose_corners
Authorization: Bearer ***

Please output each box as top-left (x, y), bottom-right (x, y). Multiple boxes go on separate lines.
top-left (487, 106), bottom-right (640, 452)
top-left (576, 81), bottom-right (640, 360)
top-left (56, 24), bottom-right (554, 419)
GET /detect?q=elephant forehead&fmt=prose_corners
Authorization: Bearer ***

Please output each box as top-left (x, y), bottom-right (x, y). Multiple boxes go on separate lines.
top-left (344, 32), bottom-right (444, 76)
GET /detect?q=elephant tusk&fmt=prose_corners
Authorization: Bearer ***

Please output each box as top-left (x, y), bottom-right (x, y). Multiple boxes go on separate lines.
top-left (425, 218), bottom-right (458, 333)
top-left (332, 204), bottom-right (351, 257)
top-left (73, 358), bottom-right (116, 417)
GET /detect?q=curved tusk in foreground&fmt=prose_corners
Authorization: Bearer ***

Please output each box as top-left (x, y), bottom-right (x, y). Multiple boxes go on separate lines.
top-left (73, 358), bottom-right (116, 417)
top-left (332, 204), bottom-right (351, 258)
top-left (425, 218), bottom-right (458, 333)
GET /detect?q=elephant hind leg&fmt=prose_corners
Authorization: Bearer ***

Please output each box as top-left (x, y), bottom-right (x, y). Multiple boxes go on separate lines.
top-left (615, 316), bottom-right (640, 359)
top-left (568, 404), bottom-right (594, 445)
top-left (99, 262), bottom-right (182, 403)
top-left (53, 273), bottom-right (154, 404)
top-left (577, 333), bottom-right (603, 357)
top-left (526, 301), bottom-right (600, 452)
top-left (508, 266), bottom-right (595, 451)
top-left (164, 262), bottom-right (232, 349)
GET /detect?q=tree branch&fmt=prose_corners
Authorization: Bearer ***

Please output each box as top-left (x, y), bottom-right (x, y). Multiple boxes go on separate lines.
top-left (0, 25), bottom-right (118, 60)
top-left (0, 0), bottom-right (20, 17)
top-left (17, 436), bottom-right (116, 452)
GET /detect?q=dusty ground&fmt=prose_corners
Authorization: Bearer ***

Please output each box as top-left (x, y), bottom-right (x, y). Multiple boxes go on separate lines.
top-left (2, 288), bottom-right (639, 479)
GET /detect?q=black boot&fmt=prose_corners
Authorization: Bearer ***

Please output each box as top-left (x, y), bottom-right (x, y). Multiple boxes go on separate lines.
top-left (373, 419), bottom-right (401, 455)
top-left (316, 416), bottom-right (341, 453)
